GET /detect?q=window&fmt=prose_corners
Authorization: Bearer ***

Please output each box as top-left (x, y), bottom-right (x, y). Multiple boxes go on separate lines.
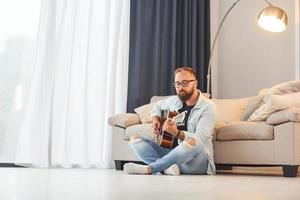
top-left (0, 0), bottom-right (41, 161)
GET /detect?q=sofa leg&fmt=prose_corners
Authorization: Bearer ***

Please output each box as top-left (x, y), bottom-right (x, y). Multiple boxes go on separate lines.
top-left (114, 160), bottom-right (124, 170)
top-left (216, 164), bottom-right (233, 170)
top-left (282, 165), bottom-right (298, 177)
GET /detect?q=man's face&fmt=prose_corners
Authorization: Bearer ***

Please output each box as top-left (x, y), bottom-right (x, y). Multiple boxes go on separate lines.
top-left (174, 71), bottom-right (197, 102)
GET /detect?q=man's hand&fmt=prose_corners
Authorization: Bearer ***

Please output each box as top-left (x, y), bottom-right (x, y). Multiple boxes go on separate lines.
top-left (152, 116), bottom-right (161, 135)
top-left (152, 121), bottom-right (161, 135)
top-left (162, 118), bottom-right (178, 137)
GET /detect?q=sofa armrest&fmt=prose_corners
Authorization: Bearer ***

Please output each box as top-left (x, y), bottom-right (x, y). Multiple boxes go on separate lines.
top-left (266, 107), bottom-right (300, 125)
top-left (273, 122), bottom-right (300, 165)
top-left (108, 113), bottom-right (141, 128)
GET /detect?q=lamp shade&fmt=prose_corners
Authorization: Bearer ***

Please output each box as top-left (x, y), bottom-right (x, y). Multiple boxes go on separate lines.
top-left (257, 5), bottom-right (288, 32)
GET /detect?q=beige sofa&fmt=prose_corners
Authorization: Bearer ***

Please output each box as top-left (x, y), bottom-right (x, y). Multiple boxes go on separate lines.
top-left (108, 81), bottom-right (300, 177)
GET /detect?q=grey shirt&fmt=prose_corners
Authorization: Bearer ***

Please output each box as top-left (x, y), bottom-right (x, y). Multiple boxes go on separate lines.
top-left (151, 90), bottom-right (217, 175)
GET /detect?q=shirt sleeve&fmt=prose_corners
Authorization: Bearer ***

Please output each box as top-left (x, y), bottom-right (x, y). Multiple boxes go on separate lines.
top-left (151, 97), bottom-right (175, 118)
top-left (151, 100), bottom-right (164, 118)
top-left (183, 104), bottom-right (217, 145)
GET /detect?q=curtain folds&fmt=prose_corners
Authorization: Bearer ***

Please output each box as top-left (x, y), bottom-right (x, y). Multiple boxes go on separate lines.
top-left (15, 0), bottom-right (130, 168)
top-left (127, 0), bottom-right (210, 112)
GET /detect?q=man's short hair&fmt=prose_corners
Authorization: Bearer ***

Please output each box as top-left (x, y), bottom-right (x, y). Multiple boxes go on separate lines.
top-left (174, 66), bottom-right (197, 79)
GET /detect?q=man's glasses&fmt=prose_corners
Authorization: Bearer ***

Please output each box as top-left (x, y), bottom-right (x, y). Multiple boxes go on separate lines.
top-left (173, 80), bottom-right (196, 88)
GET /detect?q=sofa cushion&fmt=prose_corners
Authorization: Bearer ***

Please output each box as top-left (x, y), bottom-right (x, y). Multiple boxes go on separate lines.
top-left (108, 113), bottom-right (140, 128)
top-left (241, 95), bottom-right (264, 121)
top-left (134, 102), bottom-right (156, 123)
top-left (124, 123), bottom-right (153, 140)
top-left (211, 98), bottom-right (249, 128)
top-left (266, 107), bottom-right (300, 125)
top-left (216, 121), bottom-right (274, 141)
top-left (248, 92), bottom-right (300, 121)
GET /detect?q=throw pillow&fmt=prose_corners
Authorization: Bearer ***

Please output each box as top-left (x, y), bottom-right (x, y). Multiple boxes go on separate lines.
top-left (248, 92), bottom-right (300, 121)
top-left (258, 88), bottom-right (269, 96)
top-left (134, 102), bottom-right (156, 123)
top-left (240, 95), bottom-right (264, 121)
top-left (266, 80), bottom-right (300, 95)
top-left (266, 107), bottom-right (300, 125)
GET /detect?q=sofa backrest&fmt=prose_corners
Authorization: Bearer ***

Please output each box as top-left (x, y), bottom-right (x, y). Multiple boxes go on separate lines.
top-left (211, 97), bottom-right (250, 128)
top-left (149, 94), bottom-right (251, 128)
top-left (150, 96), bottom-right (171, 103)
top-left (150, 93), bottom-right (211, 103)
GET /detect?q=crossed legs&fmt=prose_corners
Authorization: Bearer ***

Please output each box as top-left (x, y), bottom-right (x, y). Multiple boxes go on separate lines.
top-left (124, 134), bottom-right (208, 175)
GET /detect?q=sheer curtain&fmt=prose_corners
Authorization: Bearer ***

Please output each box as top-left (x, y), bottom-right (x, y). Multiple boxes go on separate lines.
top-left (15, 0), bottom-right (130, 168)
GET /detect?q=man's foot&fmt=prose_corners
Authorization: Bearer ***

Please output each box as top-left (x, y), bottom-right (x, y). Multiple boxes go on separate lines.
top-left (163, 164), bottom-right (180, 176)
top-left (124, 163), bottom-right (152, 175)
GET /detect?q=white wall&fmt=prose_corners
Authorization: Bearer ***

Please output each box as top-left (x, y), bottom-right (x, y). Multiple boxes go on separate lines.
top-left (211, 0), bottom-right (299, 99)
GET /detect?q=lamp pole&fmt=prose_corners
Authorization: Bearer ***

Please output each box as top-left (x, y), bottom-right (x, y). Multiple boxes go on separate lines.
top-left (206, 0), bottom-right (273, 97)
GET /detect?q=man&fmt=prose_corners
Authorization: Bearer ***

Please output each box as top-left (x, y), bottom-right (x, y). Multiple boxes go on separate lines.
top-left (124, 67), bottom-right (216, 175)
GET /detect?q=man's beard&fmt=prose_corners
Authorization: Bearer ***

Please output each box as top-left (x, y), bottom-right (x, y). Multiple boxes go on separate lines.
top-left (177, 89), bottom-right (194, 102)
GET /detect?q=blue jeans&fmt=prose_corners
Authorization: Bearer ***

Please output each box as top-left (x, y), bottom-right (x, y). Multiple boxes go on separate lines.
top-left (129, 136), bottom-right (208, 175)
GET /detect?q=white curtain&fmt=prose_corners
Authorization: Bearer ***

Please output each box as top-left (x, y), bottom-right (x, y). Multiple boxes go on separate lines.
top-left (15, 0), bottom-right (130, 168)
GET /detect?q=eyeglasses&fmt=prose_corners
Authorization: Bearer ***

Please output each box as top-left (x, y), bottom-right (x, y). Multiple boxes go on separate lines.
top-left (173, 80), bottom-right (196, 88)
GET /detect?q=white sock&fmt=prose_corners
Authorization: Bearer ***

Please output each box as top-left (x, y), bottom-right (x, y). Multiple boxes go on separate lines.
top-left (163, 164), bottom-right (180, 176)
top-left (124, 163), bottom-right (151, 175)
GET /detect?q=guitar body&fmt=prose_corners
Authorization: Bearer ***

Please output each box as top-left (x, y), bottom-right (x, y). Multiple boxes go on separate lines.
top-left (159, 132), bottom-right (175, 149)
top-left (158, 110), bottom-right (185, 149)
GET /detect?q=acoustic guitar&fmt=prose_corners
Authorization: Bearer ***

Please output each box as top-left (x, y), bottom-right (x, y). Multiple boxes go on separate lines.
top-left (158, 110), bottom-right (186, 149)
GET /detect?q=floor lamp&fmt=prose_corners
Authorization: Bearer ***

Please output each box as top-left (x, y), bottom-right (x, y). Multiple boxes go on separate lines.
top-left (206, 0), bottom-right (288, 97)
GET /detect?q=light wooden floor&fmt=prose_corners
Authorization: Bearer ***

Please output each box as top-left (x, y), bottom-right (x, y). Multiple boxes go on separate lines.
top-left (0, 167), bottom-right (299, 200)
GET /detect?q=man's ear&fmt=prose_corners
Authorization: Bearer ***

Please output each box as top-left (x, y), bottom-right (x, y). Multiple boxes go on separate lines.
top-left (194, 80), bottom-right (198, 88)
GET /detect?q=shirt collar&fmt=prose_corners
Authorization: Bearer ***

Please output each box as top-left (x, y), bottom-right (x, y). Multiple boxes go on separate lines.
top-left (194, 90), bottom-right (203, 109)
